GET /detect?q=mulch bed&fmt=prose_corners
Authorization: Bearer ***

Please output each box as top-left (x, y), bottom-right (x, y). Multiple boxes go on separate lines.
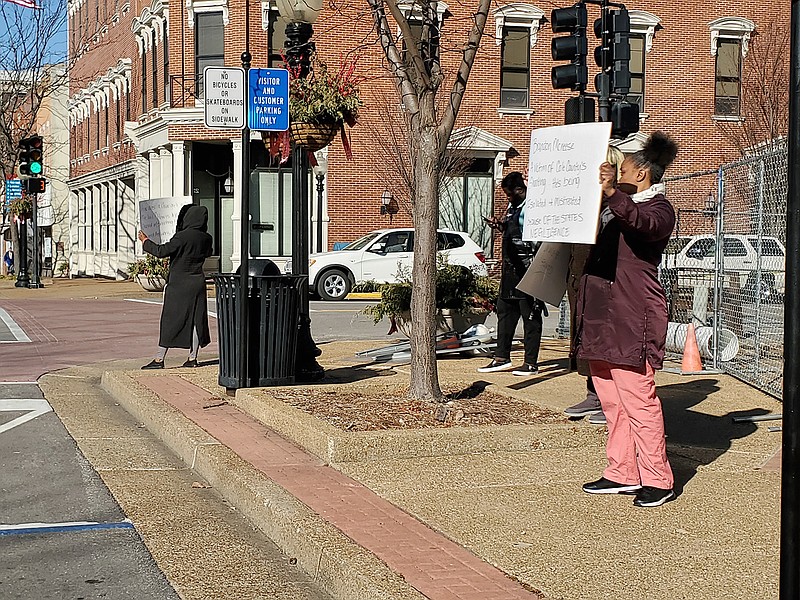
top-left (269, 384), bottom-right (567, 432)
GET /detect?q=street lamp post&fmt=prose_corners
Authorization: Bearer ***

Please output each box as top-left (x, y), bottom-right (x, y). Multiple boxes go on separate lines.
top-left (277, 0), bottom-right (324, 381)
top-left (313, 149), bottom-right (327, 253)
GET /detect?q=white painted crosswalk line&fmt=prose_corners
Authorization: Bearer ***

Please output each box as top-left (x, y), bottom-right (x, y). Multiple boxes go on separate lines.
top-left (0, 398), bottom-right (52, 434)
top-left (0, 308), bottom-right (31, 343)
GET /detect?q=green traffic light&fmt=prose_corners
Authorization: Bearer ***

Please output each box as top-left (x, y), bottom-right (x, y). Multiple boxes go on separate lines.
top-left (30, 162), bottom-right (42, 175)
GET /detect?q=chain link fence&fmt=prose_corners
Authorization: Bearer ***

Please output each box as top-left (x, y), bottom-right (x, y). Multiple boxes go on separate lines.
top-left (661, 142), bottom-right (787, 399)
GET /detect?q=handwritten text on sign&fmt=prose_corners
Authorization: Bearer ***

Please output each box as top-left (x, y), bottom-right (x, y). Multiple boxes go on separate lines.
top-left (522, 122), bottom-right (611, 245)
top-left (139, 196), bottom-right (192, 244)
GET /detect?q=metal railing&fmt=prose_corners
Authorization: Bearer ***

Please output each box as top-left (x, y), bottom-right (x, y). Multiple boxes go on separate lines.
top-left (169, 74), bottom-right (198, 108)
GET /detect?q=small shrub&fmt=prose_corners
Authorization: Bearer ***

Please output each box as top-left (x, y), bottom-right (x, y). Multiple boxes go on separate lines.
top-left (352, 279), bottom-right (381, 293)
top-left (363, 257), bottom-right (498, 324)
top-left (128, 255), bottom-right (169, 279)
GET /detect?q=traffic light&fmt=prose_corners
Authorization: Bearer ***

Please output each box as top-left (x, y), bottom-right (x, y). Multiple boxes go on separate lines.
top-left (550, 3), bottom-right (588, 91)
top-left (593, 8), bottom-right (632, 95)
top-left (17, 136), bottom-right (44, 180)
top-left (611, 101), bottom-right (639, 139)
top-left (24, 178), bottom-right (46, 194)
top-left (565, 95), bottom-right (595, 124)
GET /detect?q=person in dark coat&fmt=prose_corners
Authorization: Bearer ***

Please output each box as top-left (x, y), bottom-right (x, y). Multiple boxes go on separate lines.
top-left (477, 171), bottom-right (544, 376)
top-left (576, 131), bottom-right (679, 508)
top-left (564, 146), bottom-right (625, 425)
top-left (137, 204), bottom-right (213, 369)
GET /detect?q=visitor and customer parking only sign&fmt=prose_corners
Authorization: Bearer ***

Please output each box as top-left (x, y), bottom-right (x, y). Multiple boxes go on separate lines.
top-left (247, 68), bottom-right (289, 132)
top-left (203, 66), bottom-right (289, 132)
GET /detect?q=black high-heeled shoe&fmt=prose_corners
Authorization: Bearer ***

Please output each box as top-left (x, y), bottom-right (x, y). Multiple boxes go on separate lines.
top-left (182, 359), bottom-right (199, 368)
top-left (141, 359), bottom-right (164, 370)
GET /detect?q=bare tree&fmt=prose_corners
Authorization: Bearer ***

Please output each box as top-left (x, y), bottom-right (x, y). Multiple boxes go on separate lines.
top-left (364, 0), bottom-right (491, 402)
top-left (0, 0), bottom-right (110, 273)
top-left (358, 88), bottom-right (477, 217)
top-left (716, 19), bottom-right (789, 156)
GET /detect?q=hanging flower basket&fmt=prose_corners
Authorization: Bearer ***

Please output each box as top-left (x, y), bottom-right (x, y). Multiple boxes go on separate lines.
top-left (289, 121), bottom-right (340, 152)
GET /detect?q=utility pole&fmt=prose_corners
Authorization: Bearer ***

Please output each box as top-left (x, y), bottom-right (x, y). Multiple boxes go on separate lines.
top-left (780, 1), bottom-right (800, 597)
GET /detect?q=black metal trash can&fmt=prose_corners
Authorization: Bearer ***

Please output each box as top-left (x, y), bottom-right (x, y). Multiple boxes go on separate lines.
top-left (212, 273), bottom-right (304, 389)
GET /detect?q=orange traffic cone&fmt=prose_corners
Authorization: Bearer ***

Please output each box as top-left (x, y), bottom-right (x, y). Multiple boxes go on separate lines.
top-left (681, 323), bottom-right (704, 374)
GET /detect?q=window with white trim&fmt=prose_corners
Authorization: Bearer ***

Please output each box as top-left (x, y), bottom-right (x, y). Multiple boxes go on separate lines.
top-left (493, 4), bottom-right (543, 112)
top-left (500, 27), bottom-right (530, 108)
top-left (715, 38), bottom-right (741, 116)
top-left (627, 10), bottom-right (660, 113)
top-left (195, 12), bottom-right (224, 99)
top-left (709, 17), bottom-right (755, 117)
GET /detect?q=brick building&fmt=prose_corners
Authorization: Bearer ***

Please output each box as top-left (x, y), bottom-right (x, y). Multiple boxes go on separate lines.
top-left (66, 0), bottom-right (789, 278)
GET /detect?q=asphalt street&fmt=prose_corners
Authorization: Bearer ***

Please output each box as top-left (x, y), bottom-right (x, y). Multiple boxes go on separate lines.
top-left (0, 291), bottom-right (338, 599)
top-left (0, 381), bottom-right (178, 599)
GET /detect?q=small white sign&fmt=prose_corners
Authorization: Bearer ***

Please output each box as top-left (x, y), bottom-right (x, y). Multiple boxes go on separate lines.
top-left (139, 196), bottom-right (193, 244)
top-left (204, 66), bottom-right (246, 129)
top-left (523, 122), bottom-right (612, 244)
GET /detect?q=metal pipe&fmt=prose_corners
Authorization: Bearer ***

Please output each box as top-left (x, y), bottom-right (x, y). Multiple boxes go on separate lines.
top-left (315, 174), bottom-right (324, 253)
top-left (754, 159), bottom-right (765, 377)
top-left (237, 0), bottom-right (253, 389)
top-left (28, 191), bottom-right (42, 288)
top-left (14, 218), bottom-right (29, 288)
top-left (712, 166), bottom-right (724, 371)
top-left (781, 0), bottom-right (800, 596)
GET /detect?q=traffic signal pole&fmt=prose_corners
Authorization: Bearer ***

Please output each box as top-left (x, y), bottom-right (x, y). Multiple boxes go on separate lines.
top-left (780, 0), bottom-right (800, 596)
top-left (28, 190), bottom-right (42, 288)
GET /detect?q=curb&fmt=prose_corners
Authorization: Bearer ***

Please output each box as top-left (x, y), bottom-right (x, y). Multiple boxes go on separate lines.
top-left (234, 387), bottom-right (606, 464)
top-left (345, 292), bottom-right (381, 300)
top-left (101, 370), bottom-right (425, 600)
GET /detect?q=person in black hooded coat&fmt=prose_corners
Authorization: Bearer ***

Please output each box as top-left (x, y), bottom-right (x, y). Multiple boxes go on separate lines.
top-left (137, 204), bottom-right (213, 368)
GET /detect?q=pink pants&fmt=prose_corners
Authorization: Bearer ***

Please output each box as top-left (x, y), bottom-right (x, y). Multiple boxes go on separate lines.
top-left (590, 360), bottom-right (674, 489)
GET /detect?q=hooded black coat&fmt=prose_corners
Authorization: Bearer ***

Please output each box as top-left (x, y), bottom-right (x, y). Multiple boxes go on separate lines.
top-left (143, 205), bottom-right (214, 349)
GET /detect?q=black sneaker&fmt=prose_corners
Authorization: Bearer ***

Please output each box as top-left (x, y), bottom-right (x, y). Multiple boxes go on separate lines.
top-left (141, 359), bottom-right (164, 370)
top-left (512, 363), bottom-right (538, 376)
top-left (477, 358), bottom-right (512, 373)
top-left (633, 486), bottom-right (675, 507)
top-left (582, 477), bottom-right (642, 495)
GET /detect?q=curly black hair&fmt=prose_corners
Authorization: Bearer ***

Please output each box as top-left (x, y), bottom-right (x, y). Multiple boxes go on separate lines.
top-left (629, 131), bottom-right (679, 184)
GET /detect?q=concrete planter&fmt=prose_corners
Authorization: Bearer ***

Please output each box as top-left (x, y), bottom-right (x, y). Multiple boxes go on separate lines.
top-left (135, 274), bottom-right (167, 292)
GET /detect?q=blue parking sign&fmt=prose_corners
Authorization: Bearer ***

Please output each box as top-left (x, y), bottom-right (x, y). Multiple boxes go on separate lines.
top-left (5, 178), bottom-right (21, 203)
top-left (248, 68), bottom-right (290, 132)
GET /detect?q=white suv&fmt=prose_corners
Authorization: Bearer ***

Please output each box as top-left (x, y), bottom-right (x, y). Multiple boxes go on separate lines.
top-left (298, 228), bottom-right (489, 301)
top-left (661, 234), bottom-right (785, 300)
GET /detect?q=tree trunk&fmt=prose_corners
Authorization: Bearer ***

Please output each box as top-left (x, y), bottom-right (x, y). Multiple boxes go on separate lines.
top-left (408, 96), bottom-right (443, 402)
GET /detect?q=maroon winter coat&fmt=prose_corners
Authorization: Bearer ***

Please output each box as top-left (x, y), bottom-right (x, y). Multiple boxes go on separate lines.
top-left (574, 188), bottom-right (675, 369)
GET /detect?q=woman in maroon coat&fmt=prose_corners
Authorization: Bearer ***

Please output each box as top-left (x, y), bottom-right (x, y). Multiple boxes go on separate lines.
top-left (575, 131), bottom-right (679, 508)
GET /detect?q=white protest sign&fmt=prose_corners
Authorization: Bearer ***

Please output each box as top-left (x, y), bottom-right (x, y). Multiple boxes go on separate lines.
top-left (523, 122), bottom-right (611, 244)
top-left (139, 196), bottom-right (193, 244)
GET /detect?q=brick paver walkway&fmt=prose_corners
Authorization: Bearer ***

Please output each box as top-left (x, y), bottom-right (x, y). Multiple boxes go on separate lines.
top-left (139, 375), bottom-right (541, 600)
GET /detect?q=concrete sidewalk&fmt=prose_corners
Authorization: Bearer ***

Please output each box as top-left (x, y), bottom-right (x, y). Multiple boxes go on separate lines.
top-left (40, 336), bottom-right (781, 600)
top-left (21, 280), bottom-right (782, 598)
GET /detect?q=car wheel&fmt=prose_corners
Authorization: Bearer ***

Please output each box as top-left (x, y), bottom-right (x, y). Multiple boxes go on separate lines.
top-left (317, 269), bottom-right (351, 301)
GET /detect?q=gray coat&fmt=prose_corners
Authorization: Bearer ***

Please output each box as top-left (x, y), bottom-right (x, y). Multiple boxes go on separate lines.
top-left (143, 205), bottom-right (213, 349)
